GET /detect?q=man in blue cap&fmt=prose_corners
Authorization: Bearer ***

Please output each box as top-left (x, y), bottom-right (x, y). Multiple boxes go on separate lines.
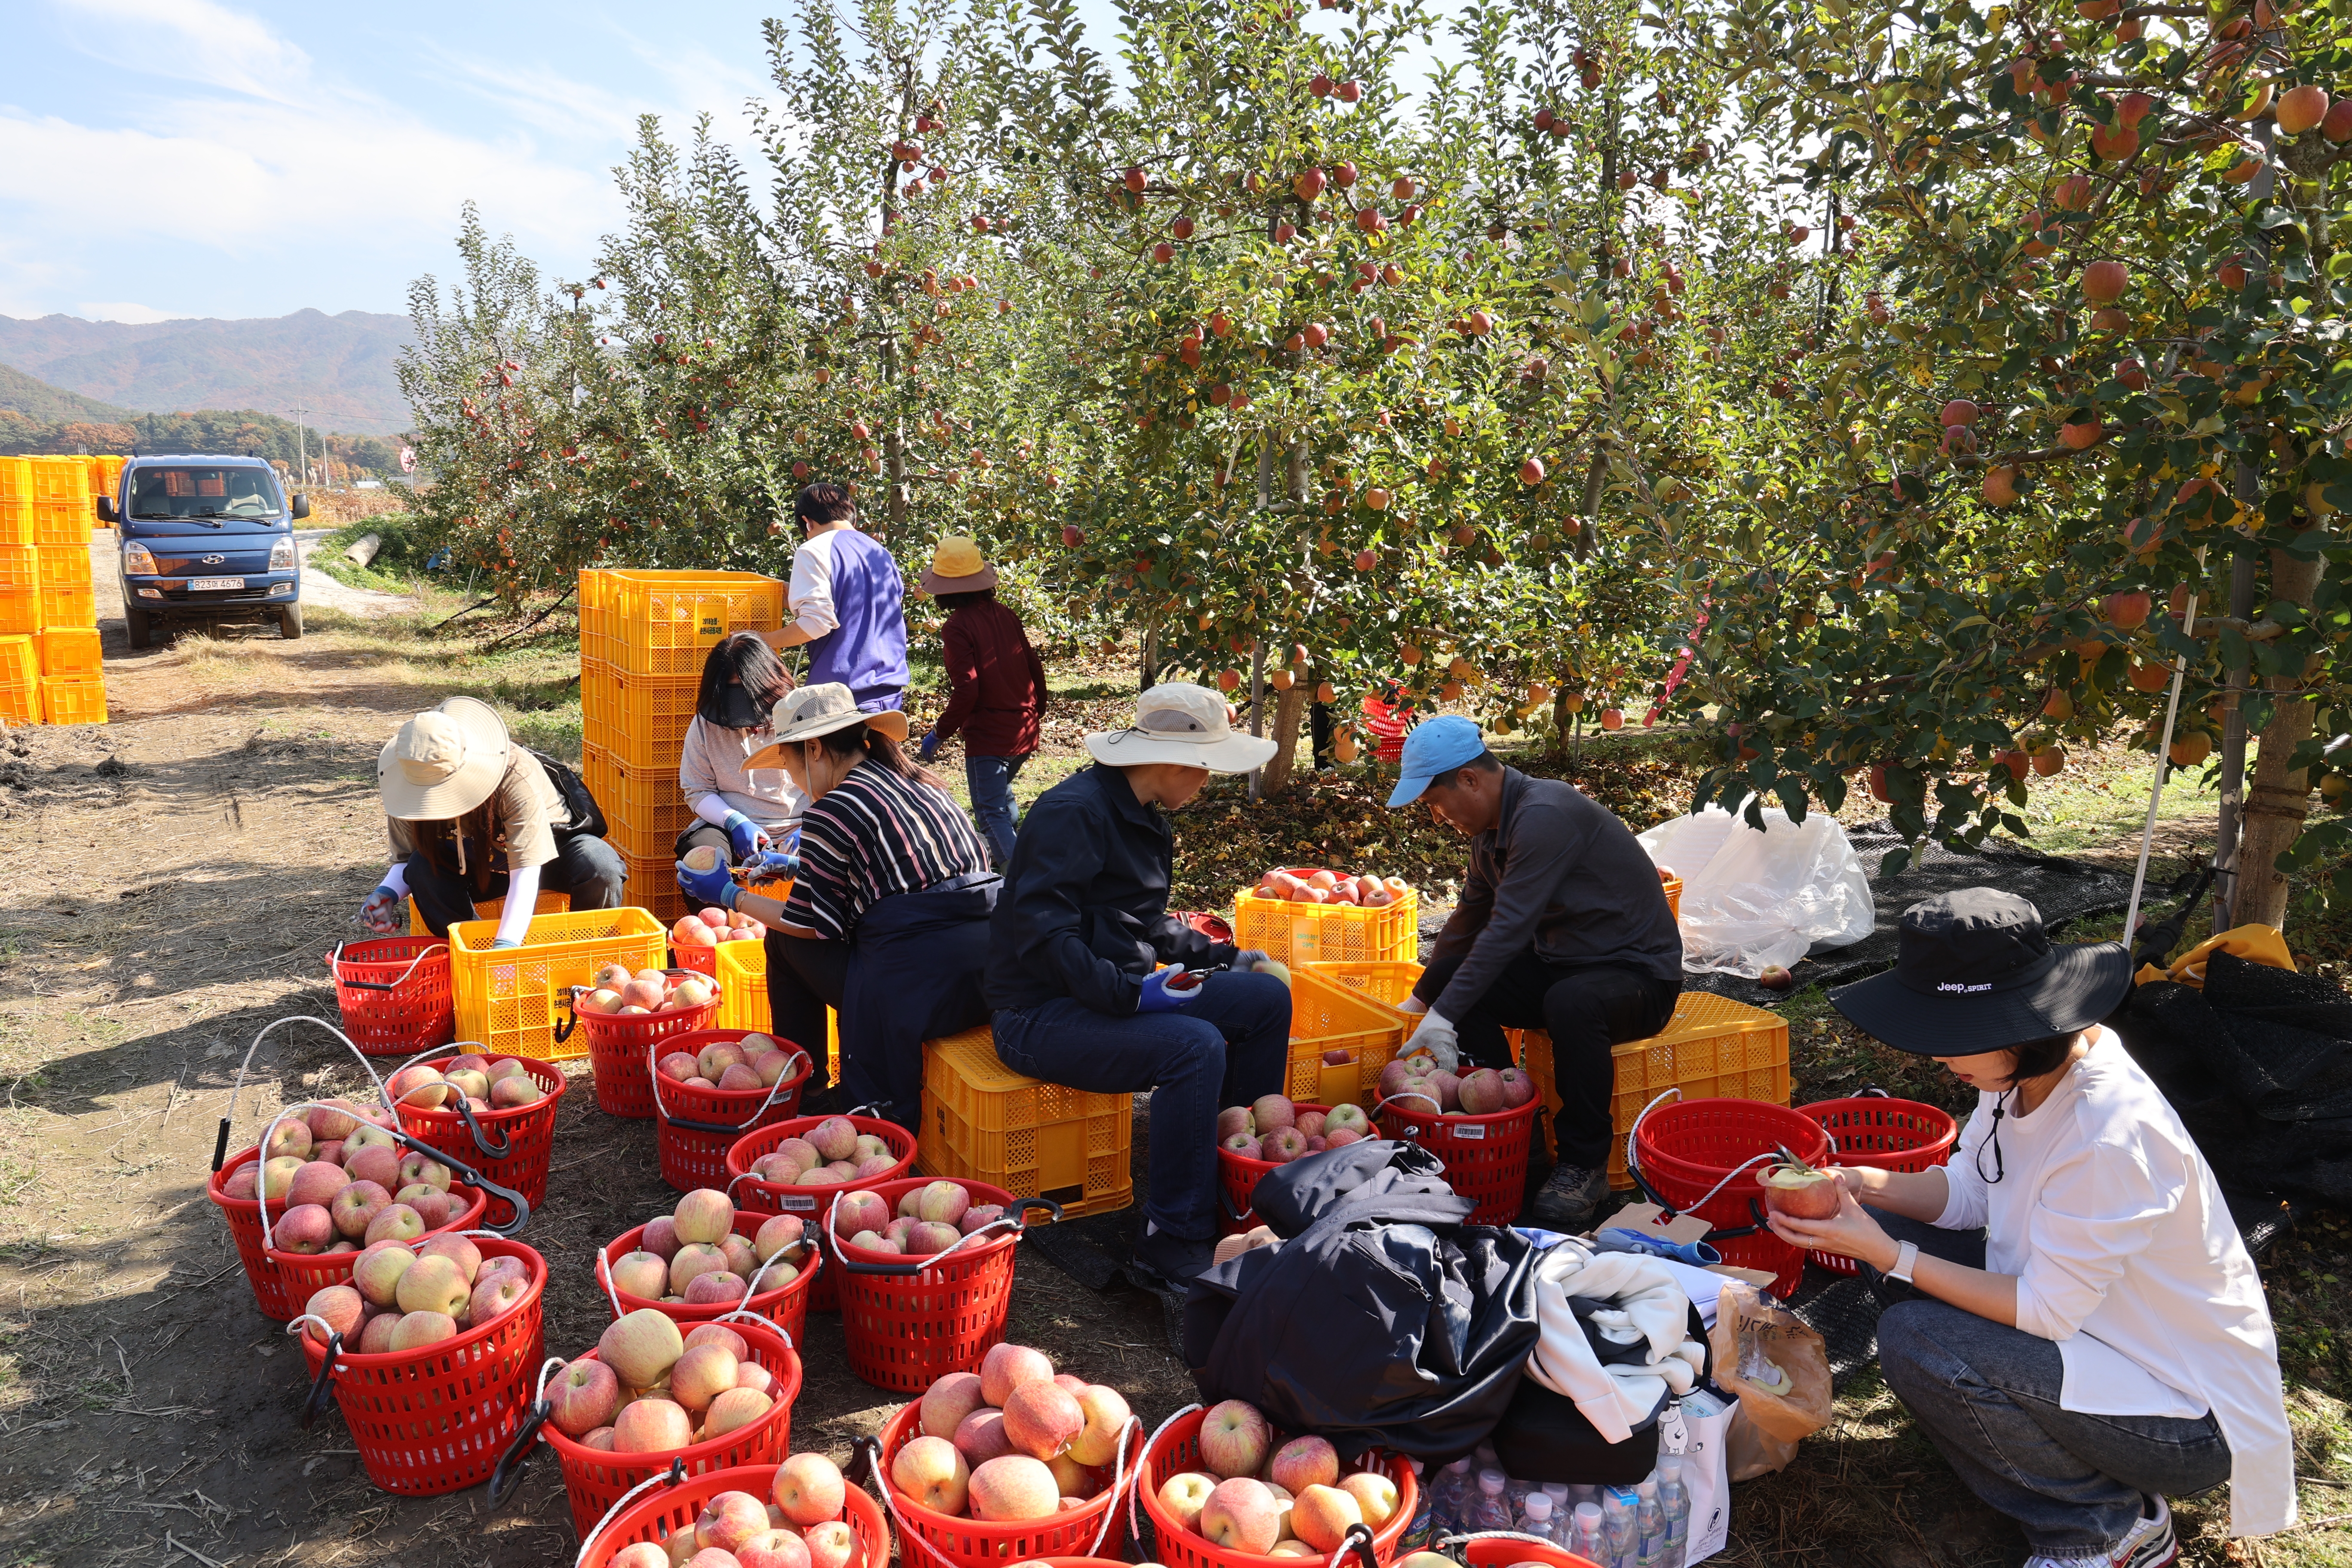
top-left (1386, 716), bottom-right (1684, 1228)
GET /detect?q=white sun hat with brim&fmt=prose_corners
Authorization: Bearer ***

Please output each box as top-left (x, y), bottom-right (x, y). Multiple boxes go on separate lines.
top-left (743, 682), bottom-right (911, 769)
top-left (1085, 682), bottom-right (1279, 774)
top-left (378, 695), bottom-right (512, 821)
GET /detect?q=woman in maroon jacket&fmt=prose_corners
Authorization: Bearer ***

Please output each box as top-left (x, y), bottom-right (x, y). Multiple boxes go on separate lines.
top-left (914, 537), bottom-right (1047, 866)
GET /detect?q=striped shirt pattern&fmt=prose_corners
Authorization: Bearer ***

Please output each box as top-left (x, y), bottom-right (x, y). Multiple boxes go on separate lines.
top-left (781, 760), bottom-right (991, 940)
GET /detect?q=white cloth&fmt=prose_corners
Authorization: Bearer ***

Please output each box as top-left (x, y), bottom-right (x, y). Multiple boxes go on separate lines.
top-left (492, 863), bottom-right (539, 947)
top-left (1933, 1028), bottom-right (2295, 1537)
top-left (678, 715), bottom-right (805, 831)
top-left (785, 529), bottom-right (851, 642)
top-left (1525, 1239), bottom-right (1702, 1444)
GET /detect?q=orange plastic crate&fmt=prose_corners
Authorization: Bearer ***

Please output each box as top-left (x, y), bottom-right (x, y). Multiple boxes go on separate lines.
top-left (0, 501), bottom-right (29, 548)
top-left (405, 888), bottom-right (571, 936)
top-left (1286, 968), bottom-right (1411, 1107)
top-left (92, 456), bottom-right (125, 496)
top-left (0, 458), bottom-right (28, 502)
top-left (40, 677), bottom-right (107, 726)
top-left (0, 682), bottom-right (34, 726)
top-left (447, 905), bottom-right (668, 1061)
top-left (37, 627), bottom-right (101, 679)
top-left (581, 569), bottom-right (784, 677)
top-left (31, 499), bottom-right (89, 546)
top-left (39, 583), bottom-right (95, 629)
top-left (579, 660), bottom-right (701, 771)
top-left (0, 632), bottom-right (34, 686)
top-left (1232, 876), bottom-right (1419, 967)
top-left (0, 545), bottom-right (33, 589)
top-left (618, 848), bottom-right (689, 922)
top-left (38, 545), bottom-right (91, 589)
top-left (580, 743), bottom-right (694, 861)
top-left (0, 590), bottom-right (33, 637)
top-left (919, 1026), bottom-right (1132, 1219)
top-left (28, 458), bottom-right (86, 503)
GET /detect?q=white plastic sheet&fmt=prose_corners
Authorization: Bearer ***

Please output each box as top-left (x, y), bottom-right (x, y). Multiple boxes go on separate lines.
top-left (1639, 805), bottom-right (1874, 978)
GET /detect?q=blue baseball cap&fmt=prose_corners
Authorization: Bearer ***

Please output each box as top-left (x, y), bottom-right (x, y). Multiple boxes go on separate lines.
top-left (1386, 715), bottom-right (1488, 807)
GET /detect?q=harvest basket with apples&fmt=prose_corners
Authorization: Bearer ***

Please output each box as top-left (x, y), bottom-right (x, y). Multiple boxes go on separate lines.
top-left (291, 1235), bottom-right (548, 1496)
top-left (1370, 1051), bottom-right (1544, 1225)
top-left (1790, 1095), bottom-right (1955, 1274)
top-left (387, 1046), bottom-right (568, 1223)
top-left (571, 1455), bottom-right (890, 1568)
top-left (492, 1309), bottom-right (805, 1539)
top-left (254, 1129), bottom-right (502, 1320)
top-left (1137, 1401), bottom-right (1417, 1568)
top-left (1627, 1092), bottom-right (1831, 1297)
top-left (1232, 869), bottom-right (1418, 968)
top-left (598, 1188), bottom-right (824, 1346)
top-left (323, 936), bottom-right (455, 1054)
top-left (446, 904), bottom-right (668, 1061)
top-left (671, 901), bottom-right (775, 977)
top-left (866, 1341), bottom-right (1142, 1567)
top-left (651, 1030), bottom-right (815, 1192)
top-left (1213, 1097), bottom-right (1374, 1234)
top-left (557, 965), bottom-right (726, 1119)
top-left (827, 1177), bottom-right (1060, 1393)
top-left (726, 1114), bottom-right (920, 1313)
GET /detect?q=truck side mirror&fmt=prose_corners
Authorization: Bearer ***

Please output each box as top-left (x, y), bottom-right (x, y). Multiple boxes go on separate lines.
top-left (291, 495), bottom-right (311, 521)
top-left (95, 496), bottom-right (116, 524)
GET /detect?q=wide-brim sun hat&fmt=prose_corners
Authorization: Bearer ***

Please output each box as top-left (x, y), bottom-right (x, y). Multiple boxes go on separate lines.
top-left (744, 682), bottom-right (910, 768)
top-left (1828, 887), bottom-right (2133, 1055)
top-left (1085, 682), bottom-right (1278, 774)
top-left (918, 534), bottom-right (999, 595)
top-left (379, 695), bottom-right (511, 821)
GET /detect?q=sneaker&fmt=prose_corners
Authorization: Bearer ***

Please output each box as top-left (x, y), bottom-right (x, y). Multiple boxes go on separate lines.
top-left (1128, 1225), bottom-right (1214, 1289)
top-left (1525, 1164), bottom-right (1611, 1231)
top-left (2110, 1495), bottom-right (2177, 1568)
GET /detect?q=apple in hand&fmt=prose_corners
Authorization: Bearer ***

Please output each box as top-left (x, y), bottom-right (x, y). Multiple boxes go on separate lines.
top-left (1758, 1163), bottom-right (1843, 1220)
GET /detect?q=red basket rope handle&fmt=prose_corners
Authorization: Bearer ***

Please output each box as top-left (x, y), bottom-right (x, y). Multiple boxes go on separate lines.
top-left (385, 1039), bottom-right (516, 1158)
top-left (825, 1192), bottom-right (1063, 1277)
top-left (1128, 1400), bottom-right (1202, 1546)
top-left (1081, 1416), bottom-right (1142, 1558)
top-left (735, 1243), bottom-right (819, 1309)
top-left (648, 1040), bottom-right (811, 1134)
top-left (215, 1015), bottom-right (398, 1173)
top-left (255, 1103), bottom-right (532, 1247)
top-left (327, 939), bottom-right (449, 992)
top-left (572, 1456), bottom-right (691, 1568)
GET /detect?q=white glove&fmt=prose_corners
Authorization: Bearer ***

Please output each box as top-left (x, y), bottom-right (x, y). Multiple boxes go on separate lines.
top-left (1396, 995), bottom-right (1430, 1016)
top-left (1410, 1011), bottom-right (1460, 1072)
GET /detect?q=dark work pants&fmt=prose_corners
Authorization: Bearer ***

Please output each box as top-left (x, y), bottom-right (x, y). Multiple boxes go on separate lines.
top-left (1415, 949), bottom-right (1680, 1172)
top-left (765, 930), bottom-right (848, 1093)
top-left (404, 834), bottom-right (628, 937)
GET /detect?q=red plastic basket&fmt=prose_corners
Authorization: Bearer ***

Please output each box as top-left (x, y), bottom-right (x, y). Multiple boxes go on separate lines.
top-left (830, 1177), bottom-right (1052, 1393)
top-left (574, 1462), bottom-right (890, 1568)
top-left (536, 1315), bottom-right (804, 1541)
top-left (1461, 1535), bottom-right (1602, 1568)
top-left (1795, 1096), bottom-right (1957, 1274)
top-left (393, 1053), bottom-right (568, 1226)
top-left (651, 1030), bottom-right (815, 1193)
top-left (294, 1237), bottom-right (547, 1496)
top-left (597, 1210), bottom-right (821, 1349)
top-left (1138, 1406), bottom-right (1419, 1568)
top-left (263, 1177), bottom-right (493, 1320)
top-left (325, 937), bottom-right (456, 1055)
top-left (1631, 1097), bottom-right (1830, 1297)
top-left (726, 1115), bottom-right (920, 1314)
top-left (1214, 1105), bottom-right (1331, 1236)
top-left (560, 974), bottom-right (724, 1119)
top-left (873, 1399), bottom-right (1136, 1568)
top-left (1373, 1093), bottom-right (1543, 1225)
top-left (208, 1146), bottom-right (294, 1320)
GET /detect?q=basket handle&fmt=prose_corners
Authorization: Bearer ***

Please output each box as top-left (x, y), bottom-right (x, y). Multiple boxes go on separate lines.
top-left (1218, 1182), bottom-right (1253, 1225)
top-left (328, 940), bottom-right (449, 993)
top-left (371, 1123), bottom-right (533, 1237)
top-left (572, 1457), bottom-right (688, 1568)
top-left (1326, 1520), bottom-right (1379, 1568)
top-left (1624, 1161), bottom-right (1776, 1243)
top-left (447, 1095), bottom-right (514, 1160)
top-left (1130, 1401), bottom-right (1203, 1546)
top-left (298, 1326), bottom-right (342, 1429)
top-left (488, 1356), bottom-right (567, 1510)
top-left (828, 1194), bottom-right (1061, 1277)
top-left (552, 988), bottom-right (583, 1046)
top-left (650, 1042), bottom-right (811, 1135)
top-left (714, 1304), bottom-right (796, 1348)
top-left (215, 1015), bottom-right (396, 1172)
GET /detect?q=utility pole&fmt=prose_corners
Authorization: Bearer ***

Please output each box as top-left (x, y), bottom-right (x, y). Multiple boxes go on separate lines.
top-left (287, 404), bottom-right (312, 492)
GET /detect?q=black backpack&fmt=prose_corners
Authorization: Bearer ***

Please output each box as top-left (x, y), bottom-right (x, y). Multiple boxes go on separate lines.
top-left (527, 747), bottom-right (608, 840)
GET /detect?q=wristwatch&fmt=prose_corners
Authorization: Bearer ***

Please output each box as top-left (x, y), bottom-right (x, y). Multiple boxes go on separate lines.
top-left (1887, 1239), bottom-right (1920, 1284)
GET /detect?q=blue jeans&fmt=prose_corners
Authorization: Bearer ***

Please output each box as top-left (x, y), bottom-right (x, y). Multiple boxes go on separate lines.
top-left (1866, 1213), bottom-right (2230, 1559)
top-left (991, 970), bottom-right (1291, 1241)
top-left (966, 753), bottom-right (1029, 867)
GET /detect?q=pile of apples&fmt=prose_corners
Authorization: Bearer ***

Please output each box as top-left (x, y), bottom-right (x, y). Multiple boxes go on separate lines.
top-left (579, 963), bottom-right (717, 1018)
top-left (387, 1056), bottom-right (547, 1114)
top-left (675, 904), bottom-right (766, 949)
top-left (599, 1451), bottom-right (856, 1568)
top-left (747, 1118), bottom-right (903, 1189)
top-left (300, 1232), bottom-right (529, 1353)
top-left (225, 1100), bottom-right (474, 1253)
top-left (1218, 1094), bottom-right (1370, 1163)
top-left (831, 1179), bottom-right (1006, 1255)
top-left (609, 1188), bottom-right (812, 1305)
top-left (548, 1311), bottom-right (784, 1455)
top-left (888, 1341), bottom-right (1131, 1523)
top-left (1157, 1399), bottom-right (1402, 1556)
top-left (659, 1032), bottom-right (801, 1092)
top-left (1251, 869), bottom-right (1410, 907)
top-left (1376, 1048), bottom-right (1538, 1116)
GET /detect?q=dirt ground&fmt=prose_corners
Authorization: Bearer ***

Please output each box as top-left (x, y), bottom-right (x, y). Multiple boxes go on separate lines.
top-left (2, 565), bottom-right (2348, 1568)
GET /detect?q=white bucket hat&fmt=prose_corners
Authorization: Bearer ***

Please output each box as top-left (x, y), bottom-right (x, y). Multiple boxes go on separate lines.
top-left (378, 696), bottom-right (511, 820)
top-left (744, 682), bottom-right (910, 768)
top-left (1085, 683), bottom-right (1278, 773)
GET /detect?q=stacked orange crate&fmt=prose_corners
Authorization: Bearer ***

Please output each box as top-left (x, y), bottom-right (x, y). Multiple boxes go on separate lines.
top-left (0, 459), bottom-right (31, 638)
top-left (25, 457), bottom-right (103, 725)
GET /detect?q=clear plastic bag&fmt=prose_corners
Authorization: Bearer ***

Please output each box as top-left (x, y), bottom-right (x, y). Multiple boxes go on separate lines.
top-left (1638, 805), bottom-right (1874, 979)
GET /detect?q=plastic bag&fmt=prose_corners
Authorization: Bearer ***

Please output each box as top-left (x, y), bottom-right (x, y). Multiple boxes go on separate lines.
top-left (1639, 805), bottom-right (1874, 978)
top-left (1705, 1282), bottom-right (1832, 1479)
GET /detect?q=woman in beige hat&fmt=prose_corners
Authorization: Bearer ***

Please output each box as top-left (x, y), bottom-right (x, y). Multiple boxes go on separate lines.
top-left (912, 536), bottom-right (1046, 867)
top-left (676, 683), bottom-right (996, 1124)
top-left (359, 696), bottom-right (626, 946)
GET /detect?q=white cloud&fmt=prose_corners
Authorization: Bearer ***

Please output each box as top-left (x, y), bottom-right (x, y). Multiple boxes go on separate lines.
top-left (55, 0), bottom-right (314, 106)
top-left (76, 301), bottom-right (178, 322)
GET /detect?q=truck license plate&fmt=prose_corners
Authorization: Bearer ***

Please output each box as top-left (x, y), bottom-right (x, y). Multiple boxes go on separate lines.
top-left (188, 577), bottom-right (245, 591)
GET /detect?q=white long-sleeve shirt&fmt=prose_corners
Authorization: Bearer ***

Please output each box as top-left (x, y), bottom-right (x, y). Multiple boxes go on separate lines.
top-left (1934, 1027), bottom-right (2295, 1537)
top-left (784, 529), bottom-right (849, 642)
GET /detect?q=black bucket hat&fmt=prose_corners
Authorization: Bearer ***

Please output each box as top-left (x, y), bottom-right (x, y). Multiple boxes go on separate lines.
top-left (1828, 888), bottom-right (2132, 1055)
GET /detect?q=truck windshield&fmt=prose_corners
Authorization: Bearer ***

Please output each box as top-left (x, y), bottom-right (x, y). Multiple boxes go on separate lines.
top-left (129, 467), bottom-right (282, 521)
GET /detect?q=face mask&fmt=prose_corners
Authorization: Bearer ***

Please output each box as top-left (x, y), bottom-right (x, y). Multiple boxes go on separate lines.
top-left (708, 683), bottom-right (771, 730)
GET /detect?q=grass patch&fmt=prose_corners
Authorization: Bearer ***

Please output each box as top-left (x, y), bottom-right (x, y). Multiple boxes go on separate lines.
top-left (309, 511), bottom-right (439, 592)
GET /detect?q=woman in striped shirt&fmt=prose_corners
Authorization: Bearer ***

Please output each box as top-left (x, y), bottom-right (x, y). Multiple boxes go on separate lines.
top-left (678, 683), bottom-right (997, 1126)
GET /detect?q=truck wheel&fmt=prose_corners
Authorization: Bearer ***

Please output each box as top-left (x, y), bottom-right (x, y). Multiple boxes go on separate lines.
top-left (278, 603), bottom-right (303, 640)
top-left (126, 607), bottom-right (152, 650)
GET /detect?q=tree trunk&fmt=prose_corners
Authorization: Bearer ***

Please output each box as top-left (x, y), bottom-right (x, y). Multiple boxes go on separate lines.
top-left (1259, 683), bottom-right (1310, 796)
top-left (2230, 550), bottom-right (2328, 931)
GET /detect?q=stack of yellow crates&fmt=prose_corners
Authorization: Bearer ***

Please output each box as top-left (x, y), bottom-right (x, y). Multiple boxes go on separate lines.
top-left (89, 457), bottom-right (124, 529)
top-left (577, 568), bottom-right (784, 921)
top-left (0, 456), bottom-right (106, 726)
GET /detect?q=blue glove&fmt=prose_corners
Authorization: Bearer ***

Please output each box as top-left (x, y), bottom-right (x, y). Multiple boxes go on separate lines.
top-left (490, 937), bottom-right (522, 949)
top-left (744, 847), bottom-right (802, 882)
top-left (677, 857), bottom-right (741, 910)
top-left (722, 811), bottom-right (770, 861)
top-left (1137, 968), bottom-right (1203, 1014)
top-left (918, 729), bottom-right (943, 762)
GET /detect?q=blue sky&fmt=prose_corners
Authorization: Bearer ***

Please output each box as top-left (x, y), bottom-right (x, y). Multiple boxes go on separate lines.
top-left (0, 0), bottom-right (1125, 325)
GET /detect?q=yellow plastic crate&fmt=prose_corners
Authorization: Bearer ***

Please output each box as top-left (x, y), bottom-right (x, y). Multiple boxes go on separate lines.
top-left (580, 659), bottom-right (702, 771)
top-left (40, 583), bottom-right (95, 629)
top-left (0, 589), bottom-right (37, 636)
top-left (37, 545), bottom-right (91, 590)
top-left (448, 905), bottom-right (668, 1061)
top-left (0, 680), bottom-right (33, 726)
top-left (31, 500), bottom-right (88, 546)
top-left (1232, 879), bottom-right (1419, 967)
top-left (1286, 968), bottom-right (1412, 1108)
top-left (582, 570), bottom-right (784, 678)
top-left (578, 568), bottom-right (617, 661)
top-left (582, 743), bottom-right (696, 861)
top-left (0, 545), bottom-right (33, 589)
top-left (710, 936), bottom-right (839, 1078)
top-left (918, 1026), bottom-right (1132, 1219)
top-left (37, 627), bottom-right (101, 679)
top-left (40, 676), bottom-right (107, 726)
top-left (0, 499), bottom-right (29, 547)
top-left (28, 458), bottom-right (86, 503)
top-left (0, 633), bottom-right (34, 724)
top-left (0, 458), bottom-right (28, 502)
top-left (406, 888), bottom-right (571, 936)
top-left (92, 456), bottom-right (124, 496)
top-left (619, 848), bottom-right (691, 922)
top-left (1519, 990), bottom-right (1792, 1189)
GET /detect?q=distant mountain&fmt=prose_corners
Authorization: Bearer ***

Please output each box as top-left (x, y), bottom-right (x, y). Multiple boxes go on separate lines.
top-left (0, 363), bottom-right (403, 472)
top-left (0, 362), bottom-right (138, 424)
top-left (0, 309), bottom-right (413, 436)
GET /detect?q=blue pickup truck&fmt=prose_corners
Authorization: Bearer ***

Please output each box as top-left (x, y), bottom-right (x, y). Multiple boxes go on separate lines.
top-left (96, 454), bottom-right (309, 648)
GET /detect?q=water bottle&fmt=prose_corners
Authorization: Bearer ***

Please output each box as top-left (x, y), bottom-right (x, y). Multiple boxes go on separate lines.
top-left (1465, 1468), bottom-right (1516, 1534)
top-left (1635, 1479), bottom-right (1666, 1568)
top-left (1601, 1488), bottom-right (1639, 1568)
top-left (1517, 1489), bottom-right (1557, 1545)
top-left (1657, 1459), bottom-right (1692, 1568)
top-left (1428, 1457), bottom-right (1474, 1536)
top-left (1568, 1501), bottom-right (1608, 1564)
top-left (1506, 1474), bottom-right (1535, 1518)
top-left (1568, 1482), bottom-right (1603, 1512)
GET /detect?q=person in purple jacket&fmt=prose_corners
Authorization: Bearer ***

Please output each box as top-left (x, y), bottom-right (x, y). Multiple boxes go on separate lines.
top-left (762, 483), bottom-right (910, 713)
